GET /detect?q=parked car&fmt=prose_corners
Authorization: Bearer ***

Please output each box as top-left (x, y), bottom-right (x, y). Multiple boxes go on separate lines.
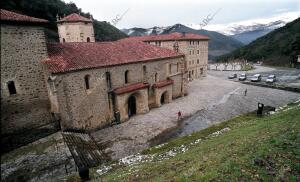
top-left (239, 73), bottom-right (247, 81)
top-left (251, 74), bottom-right (262, 82)
top-left (228, 73), bottom-right (237, 79)
top-left (266, 75), bottom-right (276, 83)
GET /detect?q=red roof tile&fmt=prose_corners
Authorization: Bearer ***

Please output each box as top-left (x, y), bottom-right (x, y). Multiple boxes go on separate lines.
top-left (57, 13), bottom-right (92, 23)
top-left (114, 83), bottom-right (150, 95)
top-left (153, 79), bottom-right (174, 88)
top-left (0, 9), bottom-right (48, 23)
top-left (43, 40), bottom-right (184, 73)
top-left (123, 32), bottom-right (209, 42)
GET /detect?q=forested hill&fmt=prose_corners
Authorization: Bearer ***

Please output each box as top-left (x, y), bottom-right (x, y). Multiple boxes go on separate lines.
top-left (217, 18), bottom-right (300, 66)
top-left (1, 0), bottom-right (128, 41)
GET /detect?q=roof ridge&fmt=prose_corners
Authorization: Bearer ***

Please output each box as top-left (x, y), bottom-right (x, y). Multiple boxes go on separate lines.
top-left (44, 40), bottom-right (184, 73)
top-left (0, 9), bottom-right (48, 23)
top-left (57, 12), bottom-right (92, 23)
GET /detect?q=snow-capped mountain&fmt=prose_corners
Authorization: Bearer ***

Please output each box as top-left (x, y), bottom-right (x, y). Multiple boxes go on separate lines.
top-left (187, 11), bottom-right (299, 44)
top-left (122, 26), bottom-right (169, 36)
top-left (121, 24), bottom-right (244, 60)
top-left (191, 11), bottom-right (299, 35)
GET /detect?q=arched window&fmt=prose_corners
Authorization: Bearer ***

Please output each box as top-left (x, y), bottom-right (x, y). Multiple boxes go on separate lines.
top-left (7, 81), bottom-right (17, 95)
top-left (125, 70), bottom-right (129, 84)
top-left (106, 72), bottom-right (111, 89)
top-left (87, 37), bottom-right (90, 42)
top-left (63, 38), bottom-right (66, 43)
top-left (84, 75), bottom-right (90, 90)
top-left (155, 73), bottom-right (158, 82)
top-left (142, 65), bottom-right (147, 81)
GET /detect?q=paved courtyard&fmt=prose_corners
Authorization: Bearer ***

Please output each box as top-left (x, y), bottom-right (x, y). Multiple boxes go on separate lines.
top-left (92, 72), bottom-right (300, 160)
top-left (209, 65), bottom-right (300, 88)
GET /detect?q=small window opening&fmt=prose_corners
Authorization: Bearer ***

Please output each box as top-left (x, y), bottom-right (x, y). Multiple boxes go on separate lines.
top-left (87, 37), bottom-right (90, 42)
top-left (84, 75), bottom-right (90, 90)
top-left (106, 72), bottom-right (111, 89)
top-left (63, 38), bottom-right (66, 43)
top-left (125, 70), bottom-right (129, 84)
top-left (177, 62), bottom-right (180, 72)
top-left (7, 81), bottom-right (17, 95)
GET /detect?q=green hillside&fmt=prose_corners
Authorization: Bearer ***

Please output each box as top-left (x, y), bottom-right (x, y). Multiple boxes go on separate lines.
top-left (1, 0), bottom-right (128, 42)
top-left (66, 102), bottom-right (300, 181)
top-left (217, 18), bottom-right (300, 66)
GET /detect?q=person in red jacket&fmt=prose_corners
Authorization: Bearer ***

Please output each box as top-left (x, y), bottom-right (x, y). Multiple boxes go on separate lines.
top-left (177, 111), bottom-right (182, 120)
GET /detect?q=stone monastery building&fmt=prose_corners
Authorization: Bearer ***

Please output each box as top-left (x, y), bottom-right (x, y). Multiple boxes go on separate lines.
top-left (1, 9), bottom-right (209, 136)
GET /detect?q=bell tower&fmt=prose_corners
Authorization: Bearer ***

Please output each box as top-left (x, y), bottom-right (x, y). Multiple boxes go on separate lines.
top-left (57, 13), bottom-right (95, 43)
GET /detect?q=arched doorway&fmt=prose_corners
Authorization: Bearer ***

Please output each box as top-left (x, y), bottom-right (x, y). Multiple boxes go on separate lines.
top-left (160, 92), bottom-right (168, 105)
top-left (128, 95), bottom-right (136, 117)
top-left (160, 94), bottom-right (165, 105)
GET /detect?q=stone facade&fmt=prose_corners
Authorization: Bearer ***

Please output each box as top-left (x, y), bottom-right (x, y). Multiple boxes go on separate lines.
top-left (57, 22), bottom-right (95, 43)
top-left (0, 24), bottom-right (54, 135)
top-left (49, 57), bottom-right (186, 130)
top-left (1, 11), bottom-right (190, 137)
top-left (146, 39), bottom-right (208, 81)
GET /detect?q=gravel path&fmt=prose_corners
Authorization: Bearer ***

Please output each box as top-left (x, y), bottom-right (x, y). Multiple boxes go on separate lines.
top-left (92, 74), bottom-right (300, 160)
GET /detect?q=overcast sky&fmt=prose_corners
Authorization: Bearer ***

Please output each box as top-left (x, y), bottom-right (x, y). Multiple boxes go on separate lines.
top-left (64, 0), bottom-right (300, 29)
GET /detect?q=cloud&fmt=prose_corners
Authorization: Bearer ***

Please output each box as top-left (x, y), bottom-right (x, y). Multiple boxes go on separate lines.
top-left (64, 0), bottom-right (300, 28)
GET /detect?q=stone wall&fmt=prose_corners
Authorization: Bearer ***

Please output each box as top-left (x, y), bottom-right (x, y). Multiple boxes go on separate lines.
top-left (208, 63), bottom-right (243, 71)
top-left (58, 22), bottom-right (95, 43)
top-left (115, 89), bottom-right (150, 122)
top-left (52, 56), bottom-right (186, 130)
top-left (1, 24), bottom-right (54, 135)
top-left (147, 39), bottom-right (208, 80)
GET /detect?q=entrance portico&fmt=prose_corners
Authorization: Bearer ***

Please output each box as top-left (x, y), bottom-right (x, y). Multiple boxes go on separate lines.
top-left (114, 83), bottom-right (150, 122)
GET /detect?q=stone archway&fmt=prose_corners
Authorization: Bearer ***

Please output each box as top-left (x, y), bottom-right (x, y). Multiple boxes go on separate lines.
top-left (160, 91), bottom-right (169, 105)
top-left (160, 94), bottom-right (165, 105)
top-left (128, 95), bottom-right (136, 117)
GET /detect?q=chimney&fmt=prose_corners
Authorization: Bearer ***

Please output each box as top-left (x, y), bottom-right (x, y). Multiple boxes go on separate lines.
top-left (182, 32), bottom-right (186, 37)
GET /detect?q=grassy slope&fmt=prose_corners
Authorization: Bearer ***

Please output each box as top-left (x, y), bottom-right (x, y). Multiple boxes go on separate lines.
top-left (86, 103), bottom-right (300, 182)
top-left (217, 18), bottom-right (300, 66)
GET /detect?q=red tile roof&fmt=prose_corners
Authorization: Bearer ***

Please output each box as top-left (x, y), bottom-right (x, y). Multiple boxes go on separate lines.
top-left (153, 79), bottom-right (174, 88)
top-left (114, 83), bottom-right (150, 95)
top-left (123, 32), bottom-right (209, 42)
top-left (44, 40), bottom-right (184, 73)
top-left (0, 9), bottom-right (48, 23)
top-left (57, 13), bottom-right (92, 23)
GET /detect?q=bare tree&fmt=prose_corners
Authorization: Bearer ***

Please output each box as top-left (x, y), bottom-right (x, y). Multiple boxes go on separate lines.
top-left (224, 62), bottom-right (229, 71)
top-left (215, 62), bottom-right (221, 70)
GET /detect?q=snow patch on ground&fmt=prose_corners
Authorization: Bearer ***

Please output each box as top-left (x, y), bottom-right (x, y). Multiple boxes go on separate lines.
top-left (96, 126), bottom-right (232, 176)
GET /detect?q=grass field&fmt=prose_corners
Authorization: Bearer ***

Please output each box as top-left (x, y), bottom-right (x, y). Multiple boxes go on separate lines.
top-left (66, 102), bottom-right (300, 182)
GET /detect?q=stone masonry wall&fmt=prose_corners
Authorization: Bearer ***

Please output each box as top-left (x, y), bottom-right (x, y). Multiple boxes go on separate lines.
top-left (148, 39), bottom-right (208, 80)
top-left (53, 56), bottom-right (185, 130)
top-left (1, 24), bottom-right (54, 135)
top-left (58, 22), bottom-right (95, 43)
